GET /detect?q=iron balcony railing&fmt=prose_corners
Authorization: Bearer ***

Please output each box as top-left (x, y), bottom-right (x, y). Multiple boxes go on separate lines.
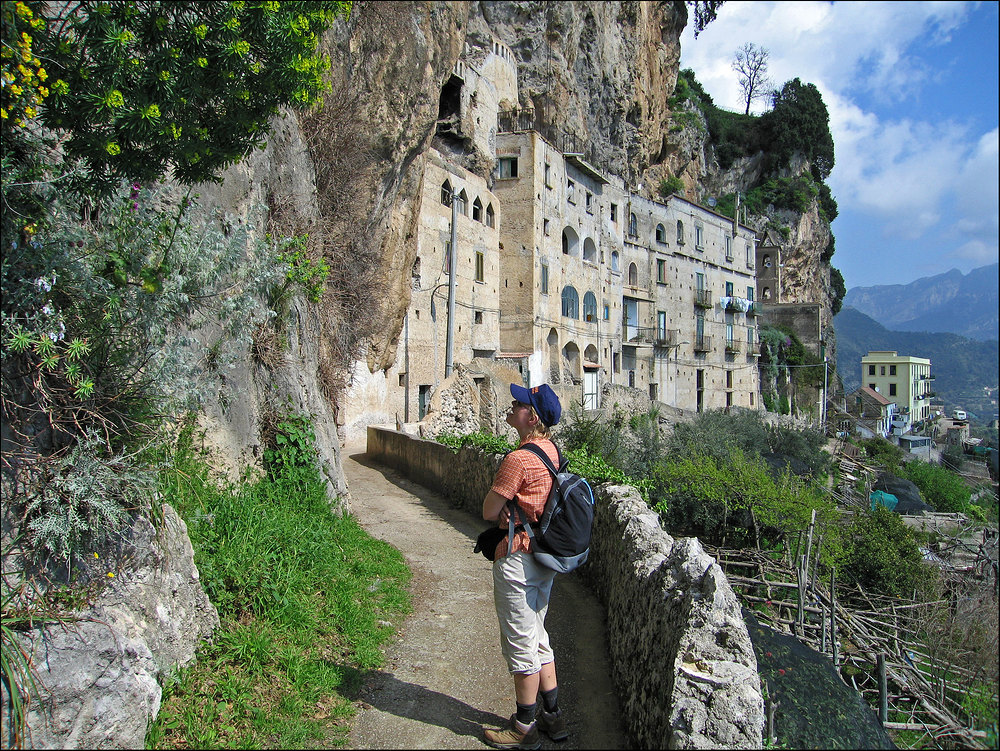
top-left (497, 109), bottom-right (603, 171)
top-left (694, 335), bottom-right (712, 352)
top-left (725, 337), bottom-right (742, 353)
top-left (747, 302), bottom-right (761, 316)
top-left (694, 289), bottom-right (713, 308)
top-left (622, 325), bottom-right (659, 345)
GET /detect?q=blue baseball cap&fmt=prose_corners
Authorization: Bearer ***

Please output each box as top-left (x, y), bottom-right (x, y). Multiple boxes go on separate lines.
top-left (510, 383), bottom-right (561, 427)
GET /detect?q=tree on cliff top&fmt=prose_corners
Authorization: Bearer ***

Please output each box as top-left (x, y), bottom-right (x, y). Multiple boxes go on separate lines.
top-left (732, 42), bottom-right (772, 115)
top-left (762, 78), bottom-right (835, 182)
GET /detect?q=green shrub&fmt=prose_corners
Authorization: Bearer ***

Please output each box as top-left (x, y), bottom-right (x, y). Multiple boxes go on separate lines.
top-left (436, 430), bottom-right (514, 455)
top-left (899, 460), bottom-right (971, 513)
top-left (652, 449), bottom-right (835, 549)
top-left (857, 437), bottom-right (904, 474)
top-left (658, 175), bottom-right (686, 199)
top-left (3, 1), bottom-right (352, 196)
top-left (839, 505), bottom-right (937, 597)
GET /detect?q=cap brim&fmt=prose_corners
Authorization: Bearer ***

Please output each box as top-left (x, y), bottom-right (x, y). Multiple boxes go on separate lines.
top-left (510, 383), bottom-right (532, 405)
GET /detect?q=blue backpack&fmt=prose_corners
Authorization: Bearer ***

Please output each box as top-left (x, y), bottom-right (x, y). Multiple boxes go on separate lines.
top-left (507, 442), bottom-right (595, 573)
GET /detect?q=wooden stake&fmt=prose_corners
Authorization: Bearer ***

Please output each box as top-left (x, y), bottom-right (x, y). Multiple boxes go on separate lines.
top-left (878, 654), bottom-right (888, 724)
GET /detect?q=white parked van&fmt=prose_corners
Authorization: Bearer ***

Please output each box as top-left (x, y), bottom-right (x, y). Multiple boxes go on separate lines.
top-left (953, 409), bottom-right (967, 421)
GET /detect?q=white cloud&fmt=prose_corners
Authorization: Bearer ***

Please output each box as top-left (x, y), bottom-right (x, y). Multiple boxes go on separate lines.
top-left (679, 0), bottom-right (997, 282)
top-left (681, 1), bottom-right (974, 109)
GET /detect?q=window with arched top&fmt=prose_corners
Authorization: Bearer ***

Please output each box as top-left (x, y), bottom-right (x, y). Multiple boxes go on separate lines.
top-left (583, 291), bottom-right (597, 322)
top-left (485, 203), bottom-right (495, 228)
top-left (441, 180), bottom-right (452, 205)
top-left (655, 223), bottom-right (665, 244)
top-left (583, 237), bottom-right (597, 263)
top-left (628, 262), bottom-right (638, 286)
top-left (629, 213), bottom-right (638, 237)
top-left (561, 286), bottom-right (580, 319)
top-left (762, 287), bottom-right (772, 300)
top-left (472, 197), bottom-right (483, 222)
top-left (610, 250), bottom-right (620, 272)
top-left (676, 220), bottom-right (685, 244)
top-left (455, 189), bottom-right (468, 215)
top-left (562, 226), bottom-right (579, 256)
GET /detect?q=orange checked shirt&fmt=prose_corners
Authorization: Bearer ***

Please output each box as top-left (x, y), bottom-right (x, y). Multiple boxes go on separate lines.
top-left (489, 437), bottom-right (559, 559)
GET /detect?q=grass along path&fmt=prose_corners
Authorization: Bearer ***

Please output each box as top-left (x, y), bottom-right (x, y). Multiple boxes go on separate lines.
top-left (146, 428), bottom-right (411, 749)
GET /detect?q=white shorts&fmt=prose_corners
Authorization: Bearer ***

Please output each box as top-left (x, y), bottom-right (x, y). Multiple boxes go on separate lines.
top-left (493, 551), bottom-right (557, 674)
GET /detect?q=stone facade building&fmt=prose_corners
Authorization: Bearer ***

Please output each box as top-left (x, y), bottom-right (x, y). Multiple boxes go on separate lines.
top-left (344, 33), bottom-right (761, 434)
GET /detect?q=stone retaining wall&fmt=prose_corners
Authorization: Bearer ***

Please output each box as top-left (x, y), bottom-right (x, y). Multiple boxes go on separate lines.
top-left (366, 426), bottom-right (764, 748)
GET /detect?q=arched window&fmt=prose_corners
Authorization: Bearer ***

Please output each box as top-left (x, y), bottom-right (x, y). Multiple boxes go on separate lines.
top-left (485, 203), bottom-right (495, 228)
top-left (455, 189), bottom-right (468, 215)
top-left (583, 291), bottom-right (598, 322)
top-left (763, 254), bottom-right (772, 267)
top-left (762, 287), bottom-right (772, 300)
top-left (629, 213), bottom-right (638, 237)
top-left (472, 197), bottom-right (483, 222)
top-left (655, 223), bottom-right (665, 244)
top-left (562, 226), bottom-right (579, 257)
top-left (676, 220), bottom-right (685, 244)
top-left (610, 250), bottom-right (620, 272)
top-left (561, 286), bottom-right (579, 319)
top-left (583, 237), bottom-right (597, 263)
top-left (441, 180), bottom-right (452, 205)
top-left (628, 262), bottom-right (638, 286)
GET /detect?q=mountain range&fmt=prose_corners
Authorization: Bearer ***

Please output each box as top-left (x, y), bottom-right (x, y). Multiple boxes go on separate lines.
top-left (841, 263), bottom-right (998, 341)
top-left (833, 307), bottom-right (998, 420)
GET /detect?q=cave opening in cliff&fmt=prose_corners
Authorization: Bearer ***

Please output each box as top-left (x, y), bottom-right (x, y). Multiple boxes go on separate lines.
top-left (436, 74), bottom-right (463, 142)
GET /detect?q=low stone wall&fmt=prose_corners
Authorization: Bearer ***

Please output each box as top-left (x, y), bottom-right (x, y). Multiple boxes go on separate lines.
top-left (366, 426), bottom-right (764, 749)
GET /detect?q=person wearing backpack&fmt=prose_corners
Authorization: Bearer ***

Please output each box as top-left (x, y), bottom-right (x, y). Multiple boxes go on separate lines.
top-left (481, 383), bottom-right (568, 750)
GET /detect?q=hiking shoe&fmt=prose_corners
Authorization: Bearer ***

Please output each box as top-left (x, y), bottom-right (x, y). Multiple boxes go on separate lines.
top-left (484, 715), bottom-right (541, 750)
top-left (537, 708), bottom-right (568, 741)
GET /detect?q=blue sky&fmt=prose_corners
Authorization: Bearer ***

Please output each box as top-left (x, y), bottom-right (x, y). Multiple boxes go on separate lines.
top-left (679, 0), bottom-right (999, 291)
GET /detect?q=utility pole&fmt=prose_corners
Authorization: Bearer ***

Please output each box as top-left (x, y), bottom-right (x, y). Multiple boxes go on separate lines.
top-left (445, 189), bottom-right (458, 378)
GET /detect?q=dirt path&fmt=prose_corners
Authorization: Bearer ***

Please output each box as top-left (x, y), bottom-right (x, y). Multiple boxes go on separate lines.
top-left (343, 444), bottom-right (627, 750)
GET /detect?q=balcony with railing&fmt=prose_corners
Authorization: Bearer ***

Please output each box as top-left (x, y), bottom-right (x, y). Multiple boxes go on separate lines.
top-left (654, 328), bottom-right (680, 347)
top-left (725, 337), bottom-right (742, 354)
top-left (746, 336), bottom-right (760, 356)
top-left (622, 325), bottom-right (657, 346)
top-left (694, 335), bottom-right (712, 352)
top-left (694, 289), bottom-right (713, 308)
top-left (747, 301), bottom-right (761, 316)
top-left (498, 109), bottom-right (607, 183)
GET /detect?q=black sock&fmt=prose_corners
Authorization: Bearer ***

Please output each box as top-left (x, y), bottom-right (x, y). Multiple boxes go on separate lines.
top-left (515, 701), bottom-right (537, 725)
top-left (540, 686), bottom-right (559, 713)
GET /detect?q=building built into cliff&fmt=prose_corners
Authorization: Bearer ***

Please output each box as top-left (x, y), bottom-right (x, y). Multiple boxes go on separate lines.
top-left (345, 32), bottom-right (762, 433)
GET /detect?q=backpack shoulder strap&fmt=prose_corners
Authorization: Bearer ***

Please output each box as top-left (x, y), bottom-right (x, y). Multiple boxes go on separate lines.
top-left (517, 441), bottom-right (559, 477)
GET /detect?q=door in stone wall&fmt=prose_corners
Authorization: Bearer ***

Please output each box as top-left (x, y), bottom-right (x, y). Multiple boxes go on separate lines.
top-left (584, 368), bottom-right (598, 409)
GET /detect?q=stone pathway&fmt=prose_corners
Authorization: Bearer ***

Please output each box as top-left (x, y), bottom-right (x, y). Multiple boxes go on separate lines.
top-left (342, 444), bottom-right (627, 750)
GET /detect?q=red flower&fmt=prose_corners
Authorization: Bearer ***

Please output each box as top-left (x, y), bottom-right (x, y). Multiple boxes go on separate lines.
top-left (765, 600), bottom-right (772, 606)
top-left (778, 669), bottom-right (786, 676)
top-left (766, 652), bottom-right (773, 658)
